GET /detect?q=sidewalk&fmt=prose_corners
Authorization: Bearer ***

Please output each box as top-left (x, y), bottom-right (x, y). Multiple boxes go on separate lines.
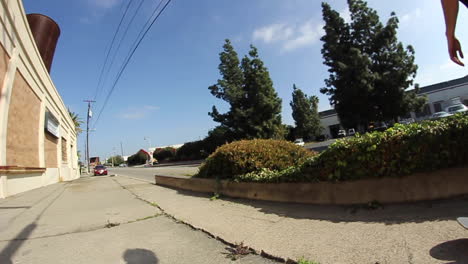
top-left (0, 176), bottom-right (275, 264)
top-left (113, 176), bottom-right (468, 264)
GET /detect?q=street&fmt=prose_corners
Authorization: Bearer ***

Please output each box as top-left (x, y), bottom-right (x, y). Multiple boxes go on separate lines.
top-left (305, 139), bottom-right (337, 152)
top-left (108, 163), bottom-right (201, 182)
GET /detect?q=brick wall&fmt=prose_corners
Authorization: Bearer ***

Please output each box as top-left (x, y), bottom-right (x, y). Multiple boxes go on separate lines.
top-left (44, 132), bottom-right (58, 167)
top-left (6, 71), bottom-right (41, 167)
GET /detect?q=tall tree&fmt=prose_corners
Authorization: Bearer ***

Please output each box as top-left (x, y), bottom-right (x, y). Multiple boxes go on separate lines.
top-left (290, 85), bottom-right (321, 140)
top-left (320, 0), bottom-right (425, 129)
top-left (209, 41), bottom-right (283, 139)
top-left (209, 39), bottom-right (245, 139)
top-left (240, 46), bottom-right (283, 139)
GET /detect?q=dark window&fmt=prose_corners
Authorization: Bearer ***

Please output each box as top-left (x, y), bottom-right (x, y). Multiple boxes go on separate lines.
top-left (416, 104), bottom-right (431, 118)
top-left (433, 101), bottom-right (443, 113)
top-left (61, 137), bottom-right (67, 162)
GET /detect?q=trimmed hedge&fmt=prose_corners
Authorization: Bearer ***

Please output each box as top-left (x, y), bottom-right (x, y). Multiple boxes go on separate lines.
top-left (195, 139), bottom-right (316, 179)
top-left (237, 114), bottom-right (468, 183)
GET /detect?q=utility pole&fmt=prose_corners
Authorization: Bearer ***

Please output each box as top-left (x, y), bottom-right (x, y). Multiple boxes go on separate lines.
top-left (120, 141), bottom-right (124, 157)
top-left (83, 100), bottom-right (95, 173)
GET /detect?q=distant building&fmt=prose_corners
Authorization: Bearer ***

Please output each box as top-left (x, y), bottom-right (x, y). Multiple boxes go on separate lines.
top-left (148, 144), bottom-right (183, 153)
top-left (89, 157), bottom-right (100, 167)
top-left (319, 75), bottom-right (468, 138)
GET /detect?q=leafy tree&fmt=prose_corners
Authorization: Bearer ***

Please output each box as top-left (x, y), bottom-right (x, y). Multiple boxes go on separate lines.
top-left (106, 155), bottom-right (124, 166)
top-left (290, 84), bottom-right (322, 140)
top-left (153, 147), bottom-right (176, 161)
top-left (209, 40), bottom-right (283, 140)
top-left (127, 152), bottom-right (147, 166)
top-left (320, 0), bottom-right (425, 129)
top-left (68, 108), bottom-right (83, 134)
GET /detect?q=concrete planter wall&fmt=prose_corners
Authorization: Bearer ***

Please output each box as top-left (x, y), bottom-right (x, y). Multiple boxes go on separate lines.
top-left (155, 167), bottom-right (468, 205)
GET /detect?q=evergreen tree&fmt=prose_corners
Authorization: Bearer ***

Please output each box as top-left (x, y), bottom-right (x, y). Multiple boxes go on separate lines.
top-left (240, 46), bottom-right (283, 139)
top-left (209, 39), bottom-right (245, 139)
top-left (209, 41), bottom-right (283, 139)
top-left (290, 85), bottom-right (321, 140)
top-left (320, 0), bottom-right (425, 129)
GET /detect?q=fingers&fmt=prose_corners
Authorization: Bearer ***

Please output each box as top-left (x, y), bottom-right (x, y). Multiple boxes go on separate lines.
top-left (451, 55), bottom-right (465, 66)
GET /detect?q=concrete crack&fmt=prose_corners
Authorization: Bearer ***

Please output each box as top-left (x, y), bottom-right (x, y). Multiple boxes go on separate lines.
top-left (111, 177), bottom-right (293, 264)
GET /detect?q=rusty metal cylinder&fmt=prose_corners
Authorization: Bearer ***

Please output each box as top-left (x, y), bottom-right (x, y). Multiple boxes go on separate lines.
top-left (26, 14), bottom-right (60, 73)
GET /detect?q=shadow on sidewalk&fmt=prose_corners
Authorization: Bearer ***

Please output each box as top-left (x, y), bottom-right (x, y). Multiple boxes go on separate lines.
top-left (123, 248), bottom-right (158, 264)
top-left (430, 239), bottom-right (468, 264)
top-left (0, 223), bottom-right (37, 264)
top-left (0, 185), bottom-right (66, 263)
top-left (169, 186), bottom-right (468, 224)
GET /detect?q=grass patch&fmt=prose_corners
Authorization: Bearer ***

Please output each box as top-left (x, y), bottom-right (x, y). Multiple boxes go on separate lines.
top-left (298, 257), bottom-right (320, 264)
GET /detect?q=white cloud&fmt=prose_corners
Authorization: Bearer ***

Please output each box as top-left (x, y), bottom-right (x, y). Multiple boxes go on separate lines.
top-left (415, 59), bottom-right (467, 87)
top-left (253, 23), bottom-right (294, 44)
top-left (143, 105), bottom-right (160, 110)
top-left (120, 105), bottom-right (159, 120)
top-left (88, 0), bottom-right (121, 9)
top-left (252, 20), bottom-right (323, 52)
top-left (339, 8), bottom-right (351, 24)
top-left (283, 21), bottom-right (324, 52)
top-left (400, 8), bottom-right (421, 25)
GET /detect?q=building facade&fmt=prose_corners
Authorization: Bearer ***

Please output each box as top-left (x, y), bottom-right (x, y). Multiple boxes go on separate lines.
top-left (0, 0), bottom-right (79, 198)
top-left (319, 76), bottom-right (468, 138)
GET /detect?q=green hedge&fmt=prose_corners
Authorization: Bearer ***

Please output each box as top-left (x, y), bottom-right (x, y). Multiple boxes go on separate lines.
top-left (195, 139), bottom-right (316, 179)
top-left (238, 114), bottom-right (468, 183)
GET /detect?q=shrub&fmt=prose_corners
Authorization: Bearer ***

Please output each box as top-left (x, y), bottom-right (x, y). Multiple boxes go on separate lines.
top-left (195, 139), bottom-right (316, 179)
top-left (153, 147), bottom-right (176, 161)
top-left (241, 113), bottom-right (468, 183)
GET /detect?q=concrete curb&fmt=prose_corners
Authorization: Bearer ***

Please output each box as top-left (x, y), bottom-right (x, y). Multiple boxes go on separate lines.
top-left (155, 167), bottom-right (468, 205)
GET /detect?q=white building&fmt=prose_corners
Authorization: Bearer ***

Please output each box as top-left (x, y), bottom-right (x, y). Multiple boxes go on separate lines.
top-left (319, 75), bottom-right (468, 138)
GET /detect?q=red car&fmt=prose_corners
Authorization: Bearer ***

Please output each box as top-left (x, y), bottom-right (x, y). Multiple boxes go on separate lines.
top-left (93, 165), bottom-right (108, 176)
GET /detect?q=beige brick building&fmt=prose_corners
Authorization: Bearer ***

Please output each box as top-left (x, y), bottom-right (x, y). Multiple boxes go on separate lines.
top-left (0, 0), bottom-right (79, 198)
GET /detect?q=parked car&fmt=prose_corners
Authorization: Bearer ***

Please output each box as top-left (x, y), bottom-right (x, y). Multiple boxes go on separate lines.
top-left (93, 165), bottom-right (108, 176)
top-left (347, 128), bottom-right (356, 136)
top-left (430, 111), bottom-right (452, 120)
top-left (119, 163), bottom-right (127, 167)
top-left (294, 138), bottom-right (305, 146)
top-left (316, 135), bottom-right (326, 141)
top-left (400, 118), bottom-right (415, 125)
top-left (446, 104), bottom-right (468, 115)
top-left (371, 122), bottom-right (388, 132)
top-left (337, 129), bottom-right (346, 138)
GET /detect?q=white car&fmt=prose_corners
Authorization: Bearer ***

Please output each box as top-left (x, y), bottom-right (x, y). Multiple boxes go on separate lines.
top-left (430, 111), bottom-right (452, 120)
top-left (446, 104), bottom-right (468, 115)
top-left (337, 129), bottom-right (346, 138)
top-left (294, 138), bottom-right (305, 146)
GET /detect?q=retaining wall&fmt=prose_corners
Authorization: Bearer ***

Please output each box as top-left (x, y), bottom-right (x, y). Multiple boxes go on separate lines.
top-left (155, 167), bottom-right (468, 205)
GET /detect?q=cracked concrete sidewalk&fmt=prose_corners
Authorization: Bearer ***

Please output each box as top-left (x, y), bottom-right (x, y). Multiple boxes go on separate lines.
top-left (0, 176), bottom-right (276, 264)
top-left (112, 175), bottom-right (468, 264)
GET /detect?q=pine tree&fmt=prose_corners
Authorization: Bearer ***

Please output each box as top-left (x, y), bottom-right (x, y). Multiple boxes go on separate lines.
top-left (240, 45), bottom-right (283, 139)
top-left (209, 41), bottom-right (283, 140)
top-left (320, 0), bottom-right (425, 129)
top-left (208, 39), bottom-right (245, 139)
top-left (290, 85), bottom-right (321, 141)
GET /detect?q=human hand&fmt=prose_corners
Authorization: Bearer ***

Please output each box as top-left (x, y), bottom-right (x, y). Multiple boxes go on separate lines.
top-left (447, 34), bottom-right (464, 66)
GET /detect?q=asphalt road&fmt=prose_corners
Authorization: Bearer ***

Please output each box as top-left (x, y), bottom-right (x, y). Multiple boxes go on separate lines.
top-left (108, 163), bottom-right (200, 182)
top-left (305, 139), bottom-right (337, 152)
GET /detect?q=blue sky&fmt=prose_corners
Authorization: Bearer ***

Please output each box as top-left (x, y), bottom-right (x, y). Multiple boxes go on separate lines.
top-left (24, 0), bottom-right (468, 160)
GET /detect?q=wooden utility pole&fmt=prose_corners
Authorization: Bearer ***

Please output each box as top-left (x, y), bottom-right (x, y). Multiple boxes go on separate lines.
top-left (83, 100), bottom-right (95, 173)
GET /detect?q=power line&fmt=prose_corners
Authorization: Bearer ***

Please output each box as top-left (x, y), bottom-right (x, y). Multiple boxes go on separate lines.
top-left (97, 0), bottom-right (147, 100)
top-left (93, 0), bottom-right (136, 101)
top-left (92, 0), bottom-right (173, 128)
